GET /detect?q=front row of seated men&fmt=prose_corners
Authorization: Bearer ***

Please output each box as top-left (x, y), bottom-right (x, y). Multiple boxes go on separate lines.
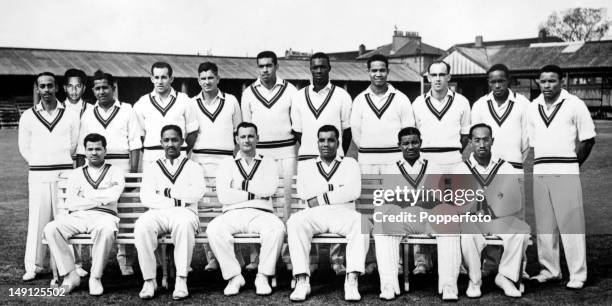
top-left (44, 122), bottom-right (529, 301)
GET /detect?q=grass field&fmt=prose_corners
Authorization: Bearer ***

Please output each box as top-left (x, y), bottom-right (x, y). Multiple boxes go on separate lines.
top-left (1, 122), bottom-right (612, 305)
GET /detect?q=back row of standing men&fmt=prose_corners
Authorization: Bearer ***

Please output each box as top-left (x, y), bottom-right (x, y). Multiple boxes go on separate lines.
top-left (18, 51), bottom-right (595, 300)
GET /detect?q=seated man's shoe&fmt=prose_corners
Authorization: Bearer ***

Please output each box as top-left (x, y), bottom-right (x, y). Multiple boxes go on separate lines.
top-left (344, 274), bottom-right (361, 301)
top-left (205, 258), bottom-right (219, 271)
top-left (22, 271), bottom-right (37, 282)
top-left (223, 274), bottom-right (245, 296)
top-left (139, 280), bottom-right (157, 299)
top-left (466, 280), bottom-right (481, 298)
top-left (290, 276), bottom-right (311, 301)
top-left (442, 285), bottom-right (458, 301)
top-left (89, 277), bottom-right (104, 296)
top-left (75, 266), bottom-right (89, 277)
top-left (495, 274), bottom-right (521, 297)
top-left (529, 272), bottom-right (561, 283)
top-left (379, 283), bottom-right (396, 300)
top-left (255, 274), bottom-right (272, 295)
top-left (566, 280), bottom-right (584, 290)
top-left (172, 276), bottom-right (189, 300)
top-left (61, 271), bottom-right (82, 294)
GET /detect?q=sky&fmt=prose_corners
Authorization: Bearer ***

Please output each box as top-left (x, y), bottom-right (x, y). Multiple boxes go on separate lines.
top-left (1, 0), bottom-right (611, 57)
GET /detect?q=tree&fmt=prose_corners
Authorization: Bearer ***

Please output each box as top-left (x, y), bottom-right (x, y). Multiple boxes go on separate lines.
top-left (540, 8), bottom-right (611, 41)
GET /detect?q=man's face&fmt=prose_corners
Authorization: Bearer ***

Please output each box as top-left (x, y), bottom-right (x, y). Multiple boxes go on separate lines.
top-left (368, 61), bottom-right (389, 87)
top-left (257, 57), bottom-right (278, 82)
top-left (150, 67), bottom-right (173, 94)
top-left (470, 127), bottom-right (493, 160)
top-left (92, 79), bottom-right (115, 105)
top-left (538, 72), bottom-right (563, 100)
top-left (160, 129), bottom-right (183, 159)
top-left (317, 131), bottom-right (338, 159)
top-left (36, 75), bottom-right (57, 102)
top-left (427, 63), bottom-right (450, 92)
top-left (198, 70), bottom-right (219, 93)
top-left (488, 70), bottom-right (509, 99)
top-left (310, 57), bottom-right (331, 84)
top-left (85, 140), bottom-right (106, 167)
top-left (64, 77), bottom-right (85, 102)
top-left (399, 134), bottom-right (421, 161)
top-left (235, 126), bottom-right (258, 154)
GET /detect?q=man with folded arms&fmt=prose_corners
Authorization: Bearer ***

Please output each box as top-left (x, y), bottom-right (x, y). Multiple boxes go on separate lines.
top-left (134, 125), bottom-right (205, 300)
top-left (456, 123), bottom-right (530, 298)
top-left (288, 125), bottom-right (370, 302)
top-left (207, 122), bottom-right (285, 296)
top-left (43, 133), bottom-right (124, 295)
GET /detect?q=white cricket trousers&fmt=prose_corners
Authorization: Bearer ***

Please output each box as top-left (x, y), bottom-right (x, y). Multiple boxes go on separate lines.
top-left (134, 207), bottom-right (199, 280)
top-left (534, 174), bottom-right (587, 282)
top-left (287, 205), bottom-right (371, 276)
top-left (25, 181), bottom-right (59, 273)
top-left (373, 205), bottom-right (461, 295)
top-left (206, 208), bottom-right (285, 280)
top-left (44, 211), bottom-right (118, 278)
top-left (461, 217), bottom-right (530, 285)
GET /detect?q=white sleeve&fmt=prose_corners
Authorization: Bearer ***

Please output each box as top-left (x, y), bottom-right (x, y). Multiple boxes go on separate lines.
top-left (574, 99), bottom-right (596, 141)
top-left (340, 91), bottom-right (352, 130)
top-left (349, 96), bottom-right (363, 147)
top-left (17, 111), bottom-right (31, 164)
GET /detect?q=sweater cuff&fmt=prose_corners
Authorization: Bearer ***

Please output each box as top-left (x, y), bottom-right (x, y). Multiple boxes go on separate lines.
top-left (164, 188), bottom-right (172, 198)
top-left (241, 180), bottom-right (250, 191)
top-left (328, 184), bottom-right (334, 191)
top-left (317, 193), bottom-right (330, 205)
top-left (247, 192), bottom-right (255, 201)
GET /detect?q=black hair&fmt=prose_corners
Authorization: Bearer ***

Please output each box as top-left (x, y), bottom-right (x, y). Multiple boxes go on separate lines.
top-left (35, 72), bottom-right (56, 86)
top-left (64, 69), bottom-right (87, 85)
top-left (367, 54), bottom-right (389, 69)
top-left (397, 127), bottom-right (421, 142)
top-left (151, 61), bottom-right (173, 77)
top-left (310, 52), bottom-right (330, 66)
top-left (198, 61), bottom-right (219, 76)
top-left (539, 64), bottom-right (563, 79)
top-left (92, 69), bottom-right (115, 86)
top-left (160, 124), bottom-right (183, 138)
top-left (83, 133), bottom-right (107, 148)
top-left (317, 124), bottom-right (339, 140)
top-left (469, 123), bottom-right (493, 138)
top-left (256, 51), bottom-right (278, 65)
top-left (235, 122), bottom-right (258, 135)
top-left (486, 63), bottom-right (509, 77)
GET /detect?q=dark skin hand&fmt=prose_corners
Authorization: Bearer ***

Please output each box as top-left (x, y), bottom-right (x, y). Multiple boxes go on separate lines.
top-left (577, 138), bottom-right (595, 166)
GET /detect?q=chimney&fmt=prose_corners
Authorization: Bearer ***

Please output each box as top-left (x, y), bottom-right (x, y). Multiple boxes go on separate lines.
top-left (475, 35), bottom-right (483, 48)
top-left (538, 28), bottom-right (547, 41)
top-left (358, 44), bottom-right (366, 56)
top-left (392, 30), bottom-right (420, 53)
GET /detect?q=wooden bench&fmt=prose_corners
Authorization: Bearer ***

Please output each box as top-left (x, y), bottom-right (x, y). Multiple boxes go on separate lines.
top-left (49, 172), bottom-right (530, 293)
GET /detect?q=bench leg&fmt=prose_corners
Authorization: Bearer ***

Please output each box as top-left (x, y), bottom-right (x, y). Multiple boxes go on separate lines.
top-left (49, 251), bottom-right (59, 288)
top-left (403, 243), bottom-right (410, 292)
top-left (160, 244), bottom-right (168, 289)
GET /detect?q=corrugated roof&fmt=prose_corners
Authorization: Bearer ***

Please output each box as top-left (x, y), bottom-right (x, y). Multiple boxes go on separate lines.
top-left (451, 36), bottom-right (564, 49)
top-left (441, 40), bottom-right (612, 75)
top-left (357, 41), bottom-right (445, 59)
top-left (0, 47), bottom-right (421, 82)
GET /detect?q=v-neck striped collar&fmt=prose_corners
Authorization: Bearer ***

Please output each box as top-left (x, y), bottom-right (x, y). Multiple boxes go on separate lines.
top-left (486, 91), bottom-right (515, 126)
top-left (234, 154), bottom-right (263, 180)
top-left (305, 83), bottom-right (335, 119)
top-left (93, 101), bottom-right (121, 128)
top-left (149, 91), bottom-right (177, 116)
top-left (425, 90), bottom-right (455, 120)
top-left (82, 164), bottom-right (111, 189)
top-left (196, 91), bottom-right (225, 122)
top-left (33, 101), bottom-right (65, 132)
top-left (397, 158), bottom-right (428, 188)
top-left (315, 156), bottom-right (343, 181)
top-left (156, 157), bottom-right (188, 184)
top-left (251, 79), bottom-right (288, 109)
top-left (365, 91), bottom-right (395, 119)
top-left (464, 156), bottom-right (505, 187)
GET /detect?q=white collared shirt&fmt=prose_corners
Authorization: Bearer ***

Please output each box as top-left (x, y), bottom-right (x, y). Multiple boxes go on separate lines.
top-left (241, 78), bottom-right (297, 159)
top-left (133, 88), bottom-right (198, 161)
top-left (296, 155), bottom-right (361, 209)
top-left (18, 100), bottom-right (79, 182)
top-left (216, 151), bottom-right (279, 212)
top-left (472, 89), bottom-right (529, 167)
top-left (190, 90), bottom-right (242, 153)
top-left (64, 99), bottom-right (90, 118)
top-left (412, 89), bottom-right (471, 150)
top-left (65, 163), bottom-right (125, 215)
top-left (528, 89), bottom-right (596, 174)
top-left (291, 82), bottom-right (352, 157)
top-left (351, 84), bottom-right (415, 164)
top-left (77, 100), bottom-right (142, 156)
